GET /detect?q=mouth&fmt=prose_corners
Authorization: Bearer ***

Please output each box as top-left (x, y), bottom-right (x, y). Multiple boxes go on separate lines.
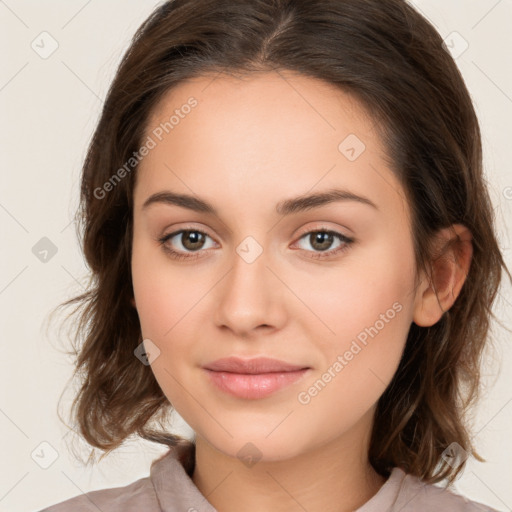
top-left (203, 357), bottom-right (311, 399)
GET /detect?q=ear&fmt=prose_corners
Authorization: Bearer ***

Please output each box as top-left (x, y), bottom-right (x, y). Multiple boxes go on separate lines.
top-left (130, 296), bottom-right (136, 308)
top-left (413, 224), bottom-right (473, 327)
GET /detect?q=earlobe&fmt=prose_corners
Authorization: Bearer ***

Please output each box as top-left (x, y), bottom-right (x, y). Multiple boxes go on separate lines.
top-left (413, 224), bottom-right (473, 327)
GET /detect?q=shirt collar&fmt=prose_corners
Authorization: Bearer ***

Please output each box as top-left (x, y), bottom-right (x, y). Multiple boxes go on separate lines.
top-left (150, 440), bottom-right (406, 512)
top-left (355, 467), bottom-right (407, 511)
top-left (150, 440), bottom-right (217, 512)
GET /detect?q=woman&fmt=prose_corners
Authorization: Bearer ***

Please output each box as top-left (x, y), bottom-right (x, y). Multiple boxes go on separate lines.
top-left (39, 0), bottom-right (509, 510)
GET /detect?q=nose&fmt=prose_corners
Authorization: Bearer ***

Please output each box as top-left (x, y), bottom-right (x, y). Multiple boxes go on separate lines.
top-left (213, 247), bottom-right (287, 338)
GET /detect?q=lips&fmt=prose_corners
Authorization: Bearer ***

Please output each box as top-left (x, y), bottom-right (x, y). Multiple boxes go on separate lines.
top-left (203, 357), bottom-right (308, 374)
top-left (203, 357), bottom-right (310, 399)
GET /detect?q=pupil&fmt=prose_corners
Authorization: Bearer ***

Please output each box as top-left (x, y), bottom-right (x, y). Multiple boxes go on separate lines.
top-left (313, 232), bottom-right (332, 251)
top-left (184, 231), bottom-right (204, 249)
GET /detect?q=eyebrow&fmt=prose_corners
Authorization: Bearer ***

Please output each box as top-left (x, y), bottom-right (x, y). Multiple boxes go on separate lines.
top-left (141, 188), bottom-right (379, 216)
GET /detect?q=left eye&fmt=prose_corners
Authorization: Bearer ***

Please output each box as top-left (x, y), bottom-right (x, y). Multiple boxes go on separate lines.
top-left (294, 230), bottom-right (353, 255)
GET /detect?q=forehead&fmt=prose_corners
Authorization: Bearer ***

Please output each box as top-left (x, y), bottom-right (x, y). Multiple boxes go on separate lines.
top-left (144, 70), bottom-right (376, 154)
top-left (136, 71), bottom-right (408, 227)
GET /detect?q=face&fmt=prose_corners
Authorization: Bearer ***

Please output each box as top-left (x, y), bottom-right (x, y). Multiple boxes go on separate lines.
top-left (131, 70), bottom-right (421, 461)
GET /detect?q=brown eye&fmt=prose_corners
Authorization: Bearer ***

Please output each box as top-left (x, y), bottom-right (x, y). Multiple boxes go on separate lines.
top-left (294, 229), bottom-right (355, 260)
top-left (158, 229), bottom-right (216, 260)
top-left (308, 231), bottom-right (336, 252)
top-left (178, 230), bottom-right (207, 251)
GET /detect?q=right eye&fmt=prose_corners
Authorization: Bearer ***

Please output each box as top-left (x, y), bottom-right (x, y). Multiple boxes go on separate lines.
top-left (158, 229), bottom-right (217, 260)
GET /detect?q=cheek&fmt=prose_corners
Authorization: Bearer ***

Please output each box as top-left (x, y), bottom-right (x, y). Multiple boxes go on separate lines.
top-left (131, 244), bottom-right (196, 406)
top-left (131, 233), bottom-right (198, 338)
top-left (131, 237), bottom-right (212, 400)
top-left (295, 241), bottom-right (415, 402)
top-left (299, 244), bottom-right (414, 350)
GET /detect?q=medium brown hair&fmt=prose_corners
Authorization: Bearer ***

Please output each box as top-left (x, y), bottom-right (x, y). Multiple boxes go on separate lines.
top-left (54, 0), bottom-right (511, 485)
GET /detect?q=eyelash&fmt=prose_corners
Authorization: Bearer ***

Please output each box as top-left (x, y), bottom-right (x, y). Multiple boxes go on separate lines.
top-left (157, 227), bottom-right (355, 261)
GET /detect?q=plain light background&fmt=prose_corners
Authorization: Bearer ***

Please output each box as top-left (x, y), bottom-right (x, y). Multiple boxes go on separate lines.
top-left (1, 1), bottom-right (511, 511)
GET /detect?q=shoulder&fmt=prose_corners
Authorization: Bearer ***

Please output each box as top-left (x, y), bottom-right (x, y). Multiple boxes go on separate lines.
top-left (38, 474), bottom-right (159, 512)
top-left (394, 469), bottom-right (502, 512)
top-left (37, 443), bottom-right (196, 512)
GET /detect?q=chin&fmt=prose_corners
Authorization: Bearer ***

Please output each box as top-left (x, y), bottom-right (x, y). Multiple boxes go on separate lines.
top-left (198, 425), bottom-right (316, 464)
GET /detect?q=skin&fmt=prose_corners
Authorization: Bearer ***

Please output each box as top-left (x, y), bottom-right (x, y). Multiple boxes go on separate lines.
top-left (131, 70), bottom-right (473, 512)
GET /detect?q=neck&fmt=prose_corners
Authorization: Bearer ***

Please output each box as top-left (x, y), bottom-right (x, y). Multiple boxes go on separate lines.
top-left (191, 411), bottom-right (387, 512)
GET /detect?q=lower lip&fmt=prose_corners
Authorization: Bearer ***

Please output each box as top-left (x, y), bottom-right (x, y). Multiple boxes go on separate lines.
top-left (204, 369), bottom-right (309, 399)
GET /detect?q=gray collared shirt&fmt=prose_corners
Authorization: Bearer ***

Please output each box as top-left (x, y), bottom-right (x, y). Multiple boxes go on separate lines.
top-left (38, 441), bottom-right (502, 511)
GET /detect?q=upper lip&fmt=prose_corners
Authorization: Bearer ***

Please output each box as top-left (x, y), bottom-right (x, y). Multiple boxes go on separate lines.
top-left (203, 357), bottom-right (309, 374)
